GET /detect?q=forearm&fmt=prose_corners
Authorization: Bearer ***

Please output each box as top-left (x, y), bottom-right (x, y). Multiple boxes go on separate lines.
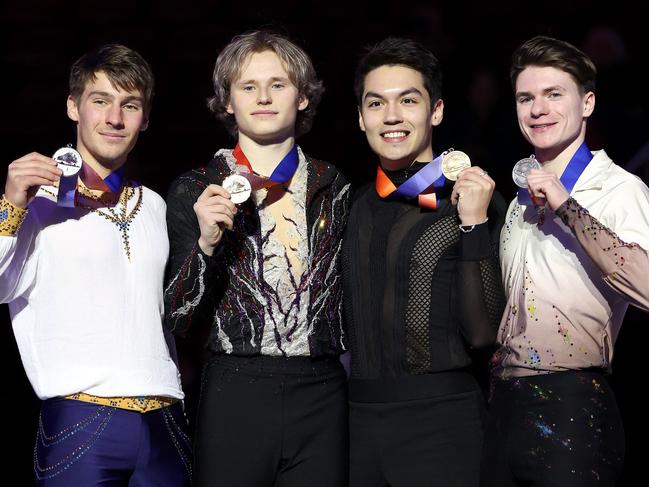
top-left (456, 222), bottom-right (505, 347)
top-left (556, 197), bottom-right (649, 311)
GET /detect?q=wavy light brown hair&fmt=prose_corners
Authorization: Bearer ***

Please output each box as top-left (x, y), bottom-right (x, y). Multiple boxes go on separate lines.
top-left (207, 30), bottom-right (324, 138)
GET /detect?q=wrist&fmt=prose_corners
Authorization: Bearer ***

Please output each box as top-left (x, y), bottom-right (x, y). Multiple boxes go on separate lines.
top-left (197, 236), bottom-right (217, 256)
top-left (459, 212), bottom-right (488, 226)
top-left (0, 195), bottom-right (29, 236)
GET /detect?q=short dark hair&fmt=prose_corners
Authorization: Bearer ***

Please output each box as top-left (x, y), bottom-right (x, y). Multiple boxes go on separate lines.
top-left (510, 36), bottom-right (597, 94)
top-left (207, 30), bottom-right (324, 138)
top-left (354, 37), bottom-right (443, 107)
top-left (69, 44), bottom-right (155, 113)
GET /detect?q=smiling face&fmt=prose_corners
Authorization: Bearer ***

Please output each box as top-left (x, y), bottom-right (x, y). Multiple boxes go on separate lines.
top-left (515, 65), bottom-right (594, 162)
top-left (67, 71), bottom-right (148, 178)
top-left (359, 64), bottom-right (443, 171)
top-left (226, 50), bottom-right (308, 144)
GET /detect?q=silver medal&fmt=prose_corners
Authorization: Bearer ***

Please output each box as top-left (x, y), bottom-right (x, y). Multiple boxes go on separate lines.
top-left (512, 155), bottom-right (541, 188)
top-left (53, 147), bottom-right (83, 177)
top-left (222, 174), bottom-right (252, 204)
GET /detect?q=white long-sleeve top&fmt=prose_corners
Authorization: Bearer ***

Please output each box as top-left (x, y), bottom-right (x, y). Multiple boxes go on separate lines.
top-left (0, 186), bottom-right (183, 400)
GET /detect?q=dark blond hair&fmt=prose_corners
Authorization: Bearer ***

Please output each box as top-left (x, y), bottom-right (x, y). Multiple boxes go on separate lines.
top-left (207, 30), bottom-right (324, 137)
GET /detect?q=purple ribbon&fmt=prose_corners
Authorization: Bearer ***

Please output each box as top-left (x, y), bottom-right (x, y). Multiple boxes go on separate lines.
top-left (394, 153), bottom-right (446, 198)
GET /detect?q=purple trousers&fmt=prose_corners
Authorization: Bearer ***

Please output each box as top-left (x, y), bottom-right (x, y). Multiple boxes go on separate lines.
top-left (34, 398), bottom-right (191, 487)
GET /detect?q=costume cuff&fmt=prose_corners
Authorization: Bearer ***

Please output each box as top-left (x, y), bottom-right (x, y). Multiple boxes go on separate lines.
top-left (0, 195), bottom-right (28, 236)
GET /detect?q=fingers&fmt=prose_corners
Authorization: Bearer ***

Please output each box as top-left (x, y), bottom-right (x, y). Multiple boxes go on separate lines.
top-left (5, 153), bottom-right (63, 207)
top-left (193, 184), bottom-right (239, 253)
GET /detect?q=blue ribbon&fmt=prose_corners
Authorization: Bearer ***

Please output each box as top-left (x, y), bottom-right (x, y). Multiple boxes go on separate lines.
top-left (517, 143), bottom-right (593, 206)
top-left (56, 174), bottom-right (78, 208)
top-left (268, 145), bottom-right (299, 184)
top-left (103, 166), bottom-right (126, 193)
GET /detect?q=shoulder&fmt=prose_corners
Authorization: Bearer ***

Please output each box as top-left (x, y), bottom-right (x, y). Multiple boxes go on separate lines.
top-left (303, 153), bottom-right (350, 189)
top-left (140, 185), bottom-right (166, 212)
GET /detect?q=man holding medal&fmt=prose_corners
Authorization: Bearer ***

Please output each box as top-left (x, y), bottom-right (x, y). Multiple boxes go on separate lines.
top-left (342, 37), bottom-right (506, 487)
top-left (482, 36), bottom-right (649, 486)
top-left (164, 31), bottom-right (351, 487)
top-left (0, 45), bottom-right (190, 486)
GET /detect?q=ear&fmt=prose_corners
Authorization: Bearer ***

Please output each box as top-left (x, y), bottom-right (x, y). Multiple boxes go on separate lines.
top-left (140, 115), bottom-right (149, 132)
top-left (298, 94), bottom-right (309, 112)
top-left (431, 99), bottom-right (444, 127)
top-left (67, 96), bottom-right (79, 122)
top-left (358, 107), bottom-right (366, 132)
top-left (582, 91), bottom-right (595, 118)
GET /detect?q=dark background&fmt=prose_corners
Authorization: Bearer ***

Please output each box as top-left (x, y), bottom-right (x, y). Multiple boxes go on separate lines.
top-left (2, 0), bottom-right (648, 484)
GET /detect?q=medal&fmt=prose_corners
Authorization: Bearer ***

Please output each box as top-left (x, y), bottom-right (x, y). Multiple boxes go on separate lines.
top-left (52, 146), bottom-right (82, 208)
top-left (512, 155), bottom-right (541, 188)
top-left (441, 149), bottom-right (471, 181)
top-left (53, 147), bottom-right (82, 177)
top-left (222, 174), bottom-right (252, 204)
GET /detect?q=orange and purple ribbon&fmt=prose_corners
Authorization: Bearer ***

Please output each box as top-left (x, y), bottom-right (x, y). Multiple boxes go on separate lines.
top-left (376, 154), bottom-right (446, 209)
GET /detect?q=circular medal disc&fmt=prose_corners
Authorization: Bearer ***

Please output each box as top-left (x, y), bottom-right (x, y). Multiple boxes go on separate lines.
top-left (223, 174), bottom-right (252, 204)
top-left (512, 156), bottom-right (542, 188)
top-left (441, 150), bottom-right (471, 181)
top-left (53, 147), bottom-right (83, 177)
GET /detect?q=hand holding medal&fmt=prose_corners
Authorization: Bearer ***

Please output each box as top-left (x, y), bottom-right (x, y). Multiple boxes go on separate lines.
top-left (194, 183), bottom-right (238, 256)
top-left (445, 150), bottom-right (494, 226)
top-left (4, 150), bottom-right (63, 208)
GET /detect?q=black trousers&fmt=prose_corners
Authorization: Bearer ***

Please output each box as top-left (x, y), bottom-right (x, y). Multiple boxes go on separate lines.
top-left (194, 354), bottom-right (348, 487)
top-left (481, 370), bottom-right (625, 487)
top-left (349, 373), bottom-right (485, 487)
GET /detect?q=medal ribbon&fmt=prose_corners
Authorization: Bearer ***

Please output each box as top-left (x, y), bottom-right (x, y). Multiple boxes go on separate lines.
top-left (517, 143), bottom-right (593, 206)
top-left (57, 164), bottom-right (126, 207)
top-left (376, 154), bottom-right (446, 209)
top-left (232, 144), bottom-right (299, 189)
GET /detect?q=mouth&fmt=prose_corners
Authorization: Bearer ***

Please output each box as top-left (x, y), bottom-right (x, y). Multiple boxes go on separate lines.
top-left (252, 110), bottom-right (278, 116)
top-left (100, 132), bottom-right (126, 140)
top-left (529, 122), bottom-right (557, 132)
top-left (380, 130), bottom-right (409, 142)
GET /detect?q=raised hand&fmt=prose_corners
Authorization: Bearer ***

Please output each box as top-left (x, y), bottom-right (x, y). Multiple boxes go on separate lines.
top-left (451, 166), bottom-right (495, 225)
top-left (526, 169), bottom-right (570, 211)
top-left (193, 184), bottom-right (237, 256)
top-left (4, 152), bottom-right (62, 208)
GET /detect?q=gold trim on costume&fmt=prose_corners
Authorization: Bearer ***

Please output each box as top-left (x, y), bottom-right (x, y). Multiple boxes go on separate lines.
top-left (0, 195), bottom-right (28, 236)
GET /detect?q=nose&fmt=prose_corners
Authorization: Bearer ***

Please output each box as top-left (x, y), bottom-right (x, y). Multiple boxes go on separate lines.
top-left (257, 86), bottom-right (272, 105)
top-left (530, 97), bottom-right (548, 118)
top-left (383, 101), bottom-right (402, 125)
top-left (106, 103), bottom-right (125, 128)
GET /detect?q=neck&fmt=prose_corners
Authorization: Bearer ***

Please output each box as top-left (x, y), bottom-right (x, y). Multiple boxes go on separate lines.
top-left (379, 149), bottom-right (434, 173)
top-left (535, 133), bottom-right (586, 177)
top-left (77, 149), bottom-right (124, 180)
top-left (237, 133), bottom-right (296, 177)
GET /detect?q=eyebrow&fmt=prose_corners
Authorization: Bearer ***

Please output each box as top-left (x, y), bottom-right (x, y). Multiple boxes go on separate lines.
top-left (515, 85), bottom-right (566, 98)
top-left (363, 87), bottom-right (424, 101)
top-left (87, 91), bottom-right (144, 104)
top-left (236, 76), bottom-right (291, 85)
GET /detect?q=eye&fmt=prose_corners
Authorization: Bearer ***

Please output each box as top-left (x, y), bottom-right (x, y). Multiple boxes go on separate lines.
top-left (548, 91), bottom-right (562, 99)
top-left (401, 97), bottom-right (417, 105)
top-left (92, 98), bottom-right (108, 106)
top-left (123, 103), bottom-right (142, 111)
top-left (271, 82), bottom-right (285, 90)
top-left (366, 100), bottom-right (382, 108)
top-left (242, 85), bottom-right (255, 92)
top-left (516, 95), bottom-right (532, 104)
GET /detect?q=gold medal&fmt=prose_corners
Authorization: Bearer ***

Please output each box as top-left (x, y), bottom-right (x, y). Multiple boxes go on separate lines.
top-left (441, 149), bottom-right (471, 181)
